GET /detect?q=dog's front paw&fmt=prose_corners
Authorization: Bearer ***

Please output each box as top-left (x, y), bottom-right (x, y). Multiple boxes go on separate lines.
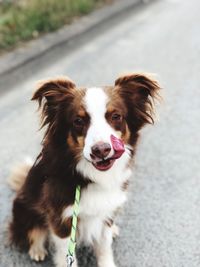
top-left (98, 257), bottom-right (117, 267)
top-left (55, 257), bottom-right (78, 267)
top-left (29, 245), bottom-right (48, 262)
top-left (98, 262), bottom-right (117, 267)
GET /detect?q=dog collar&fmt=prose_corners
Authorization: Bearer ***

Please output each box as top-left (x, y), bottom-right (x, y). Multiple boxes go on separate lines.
top-left (66, 185), bottom-right (81, 267)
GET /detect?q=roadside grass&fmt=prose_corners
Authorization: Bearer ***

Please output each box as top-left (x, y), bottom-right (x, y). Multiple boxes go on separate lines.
top-left (0, 0), bottom-right (111, 53)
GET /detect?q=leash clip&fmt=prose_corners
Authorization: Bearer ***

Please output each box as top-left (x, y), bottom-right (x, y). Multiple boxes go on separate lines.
top-left (66, 254), bottom-right (74, 267)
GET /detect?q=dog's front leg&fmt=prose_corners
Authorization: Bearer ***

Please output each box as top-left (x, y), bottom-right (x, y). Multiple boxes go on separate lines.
top-left (51, 233), bottom-right (78, 267)
top-left (94, 225), bottom-right (117, 267)
top-left (49, 212), bottom-right (78, 267)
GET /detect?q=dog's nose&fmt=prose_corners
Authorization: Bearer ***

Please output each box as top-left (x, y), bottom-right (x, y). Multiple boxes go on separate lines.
top-left (91, 142), bottom-right (111, 159)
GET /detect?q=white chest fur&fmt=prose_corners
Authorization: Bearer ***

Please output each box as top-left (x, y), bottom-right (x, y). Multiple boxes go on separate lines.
top-left (62, 164), bottom-right (132, 245)
top-left (79, 183), bottom-right (127, 218)
top-left (77, 183), bottom-right (127, 245)
top-left (63, 151), bottom-right (132, 245)
top-left (79, 161), bottom-right (132, 244)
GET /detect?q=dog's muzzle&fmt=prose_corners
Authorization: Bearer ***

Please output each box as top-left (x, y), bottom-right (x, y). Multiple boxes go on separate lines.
top-left (90, 135), bottom-right (125, 171)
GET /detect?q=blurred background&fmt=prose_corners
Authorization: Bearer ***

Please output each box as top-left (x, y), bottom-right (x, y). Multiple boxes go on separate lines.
top-left (0, 0), bottom-right (200, 266)
top-left (0, 0), bottom-right (113, 53)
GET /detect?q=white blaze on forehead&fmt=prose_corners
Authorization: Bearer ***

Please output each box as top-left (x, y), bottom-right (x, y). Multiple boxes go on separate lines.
top-left (83, 87), bottom-right (116, 160)
top-left (84, 87), bottom-right (108, 124)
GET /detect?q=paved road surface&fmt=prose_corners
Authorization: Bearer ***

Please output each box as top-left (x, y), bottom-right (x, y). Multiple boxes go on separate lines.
top-left (0, 0), bottom-right (200, 266)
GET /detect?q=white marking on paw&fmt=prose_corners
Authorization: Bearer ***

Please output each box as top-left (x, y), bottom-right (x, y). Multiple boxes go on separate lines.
top-left (51, 233), bottom-right (78, 267)
top-left (99, 262), bottom-right (117, 267)
top-left (29, 245), bottom-right (47, 262)
top-left (28, 228), bottom-right (48, 262)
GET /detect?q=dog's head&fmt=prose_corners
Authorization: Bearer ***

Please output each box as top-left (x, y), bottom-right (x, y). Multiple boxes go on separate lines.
top-left (32, 73), bottom-right (160, 178)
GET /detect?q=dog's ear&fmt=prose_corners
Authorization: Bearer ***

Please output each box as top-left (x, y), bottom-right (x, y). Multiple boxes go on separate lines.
top-left (115, 73), bottom-right (161, 130)
top-left (32, 77), bottom-right (75, 128)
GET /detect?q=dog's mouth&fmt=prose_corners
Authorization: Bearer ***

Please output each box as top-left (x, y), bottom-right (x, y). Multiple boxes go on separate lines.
top-left (92, 157), bottom-right (116, 171)
top-left (92, 135), bottom-right (125, 171)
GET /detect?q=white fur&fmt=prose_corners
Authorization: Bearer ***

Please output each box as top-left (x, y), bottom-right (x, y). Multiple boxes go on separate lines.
top-left (83, 87), bottom-right (119, 161)
top-left (94, 225), bottom-right (117, 267)
top-left (62, 205), bottom-right (73, 222)
top-left (75, 158), bottom-right (131, 246)
top-left (56, 87), bottom-right (132, 267)
top-left (76, 146), bottom-right (132, 186)
top-left (7, 157), bottom-right (33, 191)
top-left (51, 234), bottom-right (77, 267)
top-left (28, 228), bottom-right (48, 262)
top-left (61, 87), bottom-right (133, 266)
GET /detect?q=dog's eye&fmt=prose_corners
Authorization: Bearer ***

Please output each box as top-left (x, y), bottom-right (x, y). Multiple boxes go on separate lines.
top-left (73, 117), bottom-right (85, 127)
top-left (111, 113), bottom-right (122, 121)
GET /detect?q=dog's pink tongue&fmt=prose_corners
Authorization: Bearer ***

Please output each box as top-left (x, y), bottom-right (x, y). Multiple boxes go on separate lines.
top-left (110, 135), bottom-right (125, 159)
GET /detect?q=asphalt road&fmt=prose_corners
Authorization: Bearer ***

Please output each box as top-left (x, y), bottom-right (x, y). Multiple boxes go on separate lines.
top-left (1, 0), bottom-right (200, 266)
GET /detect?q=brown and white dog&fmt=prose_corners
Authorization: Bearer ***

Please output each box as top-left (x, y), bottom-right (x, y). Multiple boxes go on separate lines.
top-left (8, 73), bottom-right (160, 267)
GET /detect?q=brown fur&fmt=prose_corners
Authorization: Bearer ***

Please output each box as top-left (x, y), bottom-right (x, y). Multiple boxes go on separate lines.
top-left (9, 73), bottom-right (160, 255)
top-left (9, 78), bottom-right (91, 249)
top-left (115, 73), bottom-right (160, 145)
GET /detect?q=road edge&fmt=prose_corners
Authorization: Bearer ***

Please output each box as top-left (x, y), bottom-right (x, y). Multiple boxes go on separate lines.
top-left (0, 0), bottom-right (145, 92)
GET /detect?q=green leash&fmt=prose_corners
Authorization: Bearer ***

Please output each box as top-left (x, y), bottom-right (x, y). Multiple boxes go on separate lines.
top-left (66, 185), bottom-right (81, 267)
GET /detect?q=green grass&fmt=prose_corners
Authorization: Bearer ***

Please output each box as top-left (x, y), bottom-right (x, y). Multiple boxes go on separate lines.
top-left (0, 0), bottom-right (110, 53)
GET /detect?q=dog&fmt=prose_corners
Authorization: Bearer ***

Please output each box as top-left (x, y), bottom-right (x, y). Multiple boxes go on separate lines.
top-left (8, 73), bottom-right (160, 267)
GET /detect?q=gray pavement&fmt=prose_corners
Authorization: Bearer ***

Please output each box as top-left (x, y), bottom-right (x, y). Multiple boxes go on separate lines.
top-left (0, 0), bottom-right (141, 83)
top-left (1, 0), bottom-right (200, 266)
